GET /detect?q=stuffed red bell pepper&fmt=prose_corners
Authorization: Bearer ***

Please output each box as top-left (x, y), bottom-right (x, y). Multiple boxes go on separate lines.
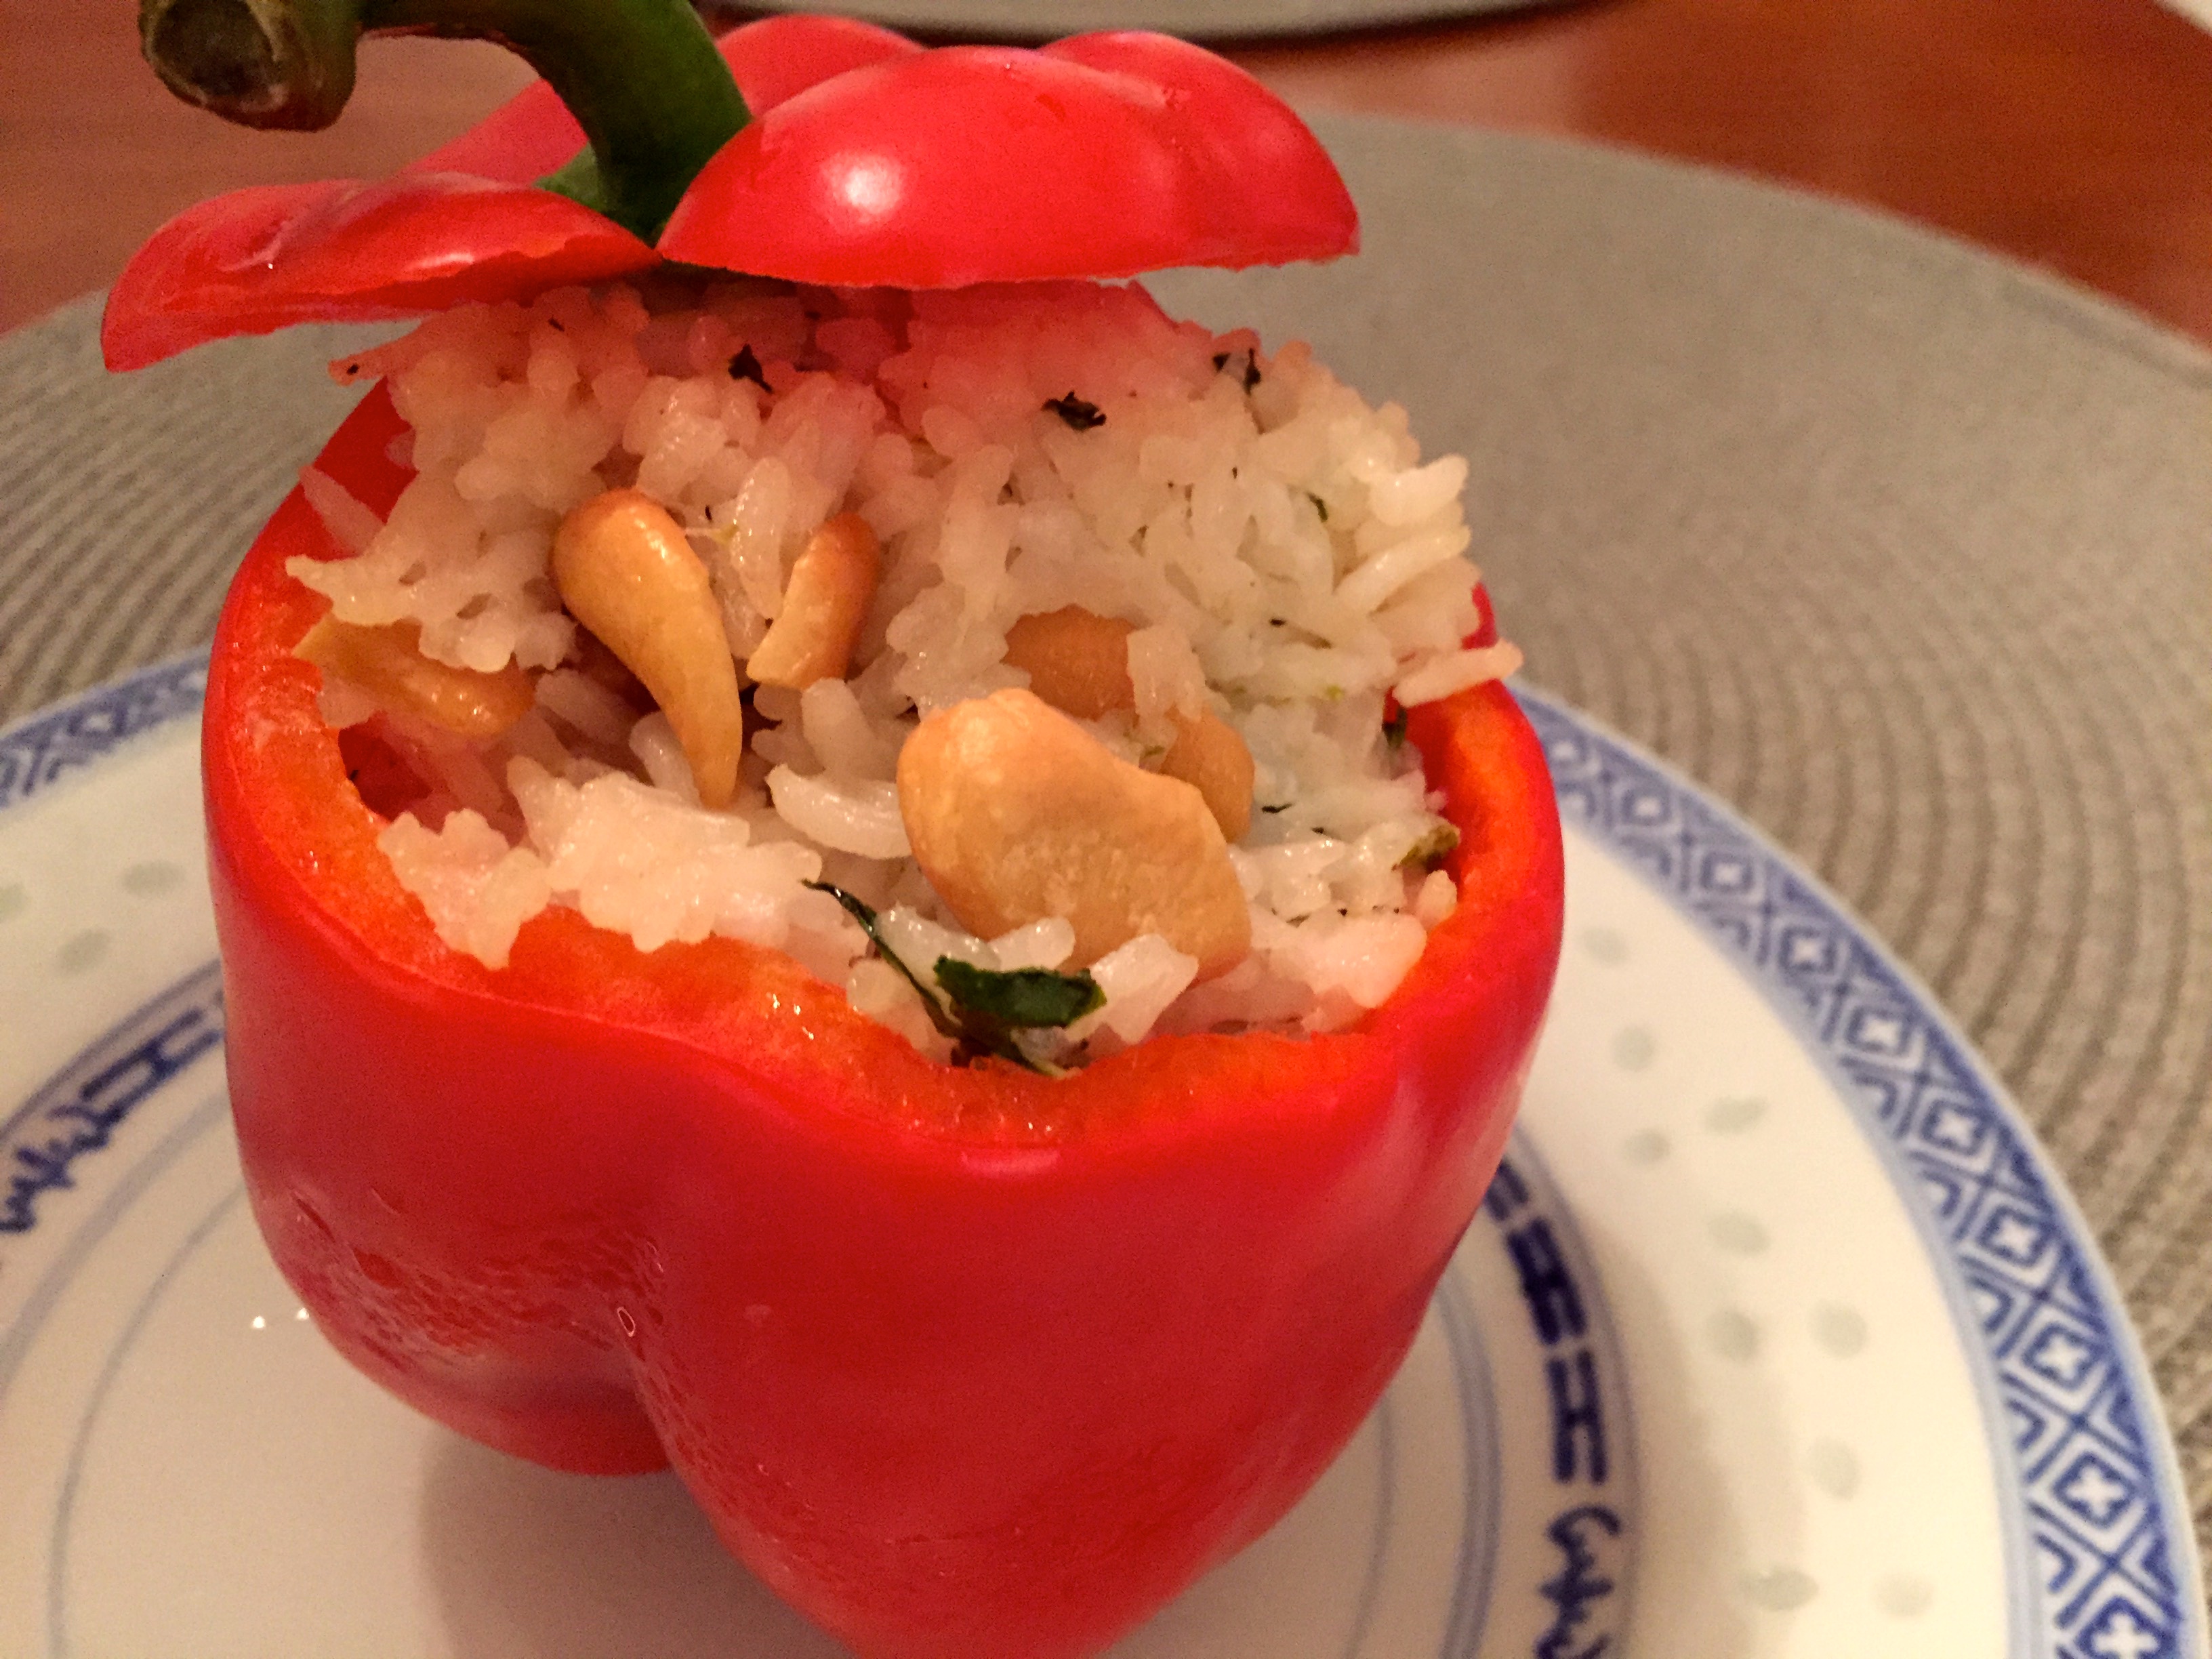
top-left (112, 5), bottom-right (1563, 1656)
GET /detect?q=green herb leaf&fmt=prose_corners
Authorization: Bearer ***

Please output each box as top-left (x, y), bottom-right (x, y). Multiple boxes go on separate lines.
top-left (806, 882), bottom-right (1094, 1075)
top-left (1044, 393), bottom-right (1106, 431)
top-left (806, 881), bottom-right (959, 1039)
top-left (727, 345), bottom-right (768, 388)
top-left (1399, 823), bottom-right (1461, 869)
top-left (934, 958), bottom-right (1103, 1030)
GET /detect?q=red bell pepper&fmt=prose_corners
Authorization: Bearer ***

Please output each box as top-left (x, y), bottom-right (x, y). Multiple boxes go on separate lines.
top-left (210, 386), bottom-right (1563, 1659)
top-left (657, 32), bottom-right (1364, 287)
top-left (123, 5), bottom-right (1560, 1652)
top-left (102, 12), bottom-right (1355, 369)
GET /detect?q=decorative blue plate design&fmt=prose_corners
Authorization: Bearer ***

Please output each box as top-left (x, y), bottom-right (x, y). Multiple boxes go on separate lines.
top-left (0, 658), bottom-right (206, 813)
top-left (1, 655), bottom-right (220, 1237)
top-left (1523, 688), bottom-right (2201, 1659)
top-left (0, 659), bottom-right (2199, 1659)
top-left (0, 963), bottom-right (223, 1237)
top-left (1465, 1141), bottom-right (1636, 1657)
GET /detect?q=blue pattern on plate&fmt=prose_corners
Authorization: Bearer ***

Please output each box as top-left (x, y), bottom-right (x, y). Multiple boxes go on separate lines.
top-left (1521, 687), bottom-right (2195, 1659)
top-left (1, 658), bottom-right (2198, 1658)
top-left (0, 656), bottom-right (223, 1236)
top-left (0, 964), bottom-right (224, 1235)
top-left (0, 657), bottom-right (206, 812)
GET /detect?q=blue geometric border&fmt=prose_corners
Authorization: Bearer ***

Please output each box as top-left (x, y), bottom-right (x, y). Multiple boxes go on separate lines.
top-left (0, 655), bottom-right (207, 814)
top-left (0, 652), bottom-right (220, 1242)
top-left (0, 962), bottom-right (225, 1237)
top-left (1519, 687), bottom-right (2203, 1659)
top-left (0, 661), bottom-right (2198, 1656)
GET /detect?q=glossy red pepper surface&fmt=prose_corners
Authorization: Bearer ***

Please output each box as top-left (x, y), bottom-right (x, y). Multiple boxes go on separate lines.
top-left (658, 32), bottom-right (1362, 287)
top-left (206, 384), bottom-right (1563, 1658)
top-left (102, 15), bottom-right (1356, 370)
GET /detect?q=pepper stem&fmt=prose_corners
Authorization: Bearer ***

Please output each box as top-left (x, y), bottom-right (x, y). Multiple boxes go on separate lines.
top-left (138, 0), bottom-right (748, 240)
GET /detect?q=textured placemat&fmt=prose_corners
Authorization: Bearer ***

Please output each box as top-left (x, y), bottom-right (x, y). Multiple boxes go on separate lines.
top-left (4, 119), bottom-right (2209, 1564)
top-left (0, 314), bottom-right (383, 717)
top-left (708, 0), bottom-right (1572, 41)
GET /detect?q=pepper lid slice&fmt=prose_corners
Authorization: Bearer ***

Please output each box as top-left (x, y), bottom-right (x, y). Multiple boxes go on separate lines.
top-left (103, 1), bottom-right (1358, 370)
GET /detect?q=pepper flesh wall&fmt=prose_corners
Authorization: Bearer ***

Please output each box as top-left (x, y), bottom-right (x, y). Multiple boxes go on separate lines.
top-left (209, 387), bottom-right (1563, 1658)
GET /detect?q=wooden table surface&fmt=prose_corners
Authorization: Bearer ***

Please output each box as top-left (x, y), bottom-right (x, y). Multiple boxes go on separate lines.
top-left (4, 0), bottom-right (2211, 345)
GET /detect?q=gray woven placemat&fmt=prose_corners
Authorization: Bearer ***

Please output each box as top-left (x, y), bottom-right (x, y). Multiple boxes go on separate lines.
top-left (4, 119), bottom-right (2209, 1565)
top-left (709, 0), bottom-right (1572, 41)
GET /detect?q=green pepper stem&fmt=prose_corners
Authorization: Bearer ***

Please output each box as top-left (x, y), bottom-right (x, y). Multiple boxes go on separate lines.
top-left (138, 0), bottom-right (748, 239)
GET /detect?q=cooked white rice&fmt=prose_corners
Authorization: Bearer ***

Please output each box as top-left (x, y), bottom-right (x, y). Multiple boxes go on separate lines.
top-left (295, 277), bottom-right (1521, 1063)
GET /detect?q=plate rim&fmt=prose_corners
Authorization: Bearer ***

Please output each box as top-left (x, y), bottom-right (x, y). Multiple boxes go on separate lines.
top-left (2, 657), bottom-right (2203, 1656)
top-left (1518, 682), bottom-right (2209, 1657)
top-left (0, 653), bottom-right (207, 817)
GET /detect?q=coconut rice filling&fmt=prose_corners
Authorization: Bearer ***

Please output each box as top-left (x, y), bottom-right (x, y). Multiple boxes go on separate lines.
top-left (292, 277), bottom-right (1523, 1067)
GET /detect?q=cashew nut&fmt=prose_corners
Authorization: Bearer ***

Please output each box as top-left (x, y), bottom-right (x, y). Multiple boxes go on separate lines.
top-left (1002, 605), bottom-right (1136, 718)
top-left (746, 512), bottom-right (882, 689)
top-left (295, 615), bottom-right (534, 739)
top-left (1160, 711), bottom-right (1255, 842)
top-left (897, 688), bottom-right (1250, 979)
top-left (565, 626), bottom-right (648, 708)
top-left (1002, 606), bottom-right (1254, 840)
top-left (552, 489), bottom-right (744, 810)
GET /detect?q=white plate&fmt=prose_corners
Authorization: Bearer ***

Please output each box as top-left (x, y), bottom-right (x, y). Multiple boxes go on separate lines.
top-left (0, 659), bottom-right (2200, 1659)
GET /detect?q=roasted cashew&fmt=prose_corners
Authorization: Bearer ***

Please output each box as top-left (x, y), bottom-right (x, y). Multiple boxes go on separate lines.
top-left (746, 512), bottom-right (882, 689)
top-left (565, 626), bottom-right (649, 707)
top-left (552, 489), bottom-right (744, 810)
top-left (897, 688), bottom-right (1250, 979)
top-left (1002, 605), bottom-right (1136, 718)
top-left (1002, 606), bottom-right (1254, 839)
top-left (295, 615), bottom-right (534, 739)
top-left (1159, 712), bottom-right (1255, 842)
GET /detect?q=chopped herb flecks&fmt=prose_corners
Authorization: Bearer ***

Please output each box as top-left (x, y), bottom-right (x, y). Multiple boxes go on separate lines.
top-left (806, 882), bottom-right (1101, 1075)
top-left (810, 881), bottom-right (941, 1016)
top-left (728, 346), bottom-right (768, 389)
top-left (1308, 493), bottom-right (1330, 523)
top-left (1212, 350), bottom-right (1262, 392)
top-left (1400, 823), bottom-right (1461, 869)
top-left (1045, 393), bottom-right (1106, 431)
